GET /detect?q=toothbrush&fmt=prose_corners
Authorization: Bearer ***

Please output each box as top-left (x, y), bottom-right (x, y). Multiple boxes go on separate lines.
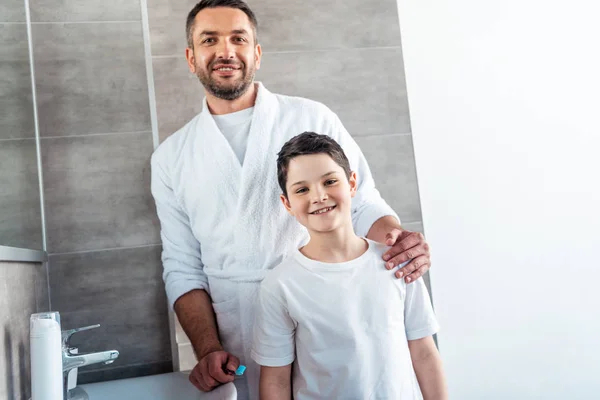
top-left (225, 364), bottom-right (246, 376)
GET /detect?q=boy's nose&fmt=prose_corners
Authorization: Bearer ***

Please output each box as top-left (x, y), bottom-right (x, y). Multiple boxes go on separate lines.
top-left (312, 188), bottom-right (328, 203)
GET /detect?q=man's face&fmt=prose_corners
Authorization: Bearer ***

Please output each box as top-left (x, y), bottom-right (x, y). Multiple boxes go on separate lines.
top-left (281, 154), bottom-right (357, 235)
top-left (186, 7), bottom-right (262, 100)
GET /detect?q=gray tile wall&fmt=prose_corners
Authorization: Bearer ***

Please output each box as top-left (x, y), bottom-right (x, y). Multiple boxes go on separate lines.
top-left (0, 3), bottom-right (43, 249)
top-left (0, 261), bottom-right (49, 400)
top-left (28, 0), bottom-right (170, 383)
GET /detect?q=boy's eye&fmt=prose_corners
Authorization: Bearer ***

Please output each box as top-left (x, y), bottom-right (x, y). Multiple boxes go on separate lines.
top-left (325, 179), bottom-right (337, 185)
top-left (295, 188), bottom-right (308, 194)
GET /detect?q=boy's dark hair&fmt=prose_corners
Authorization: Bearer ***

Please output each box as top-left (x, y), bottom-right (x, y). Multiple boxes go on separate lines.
top-left (186, 0), bottom-right (258, 48)
top-left (277, 132), bottom-right (352, 198)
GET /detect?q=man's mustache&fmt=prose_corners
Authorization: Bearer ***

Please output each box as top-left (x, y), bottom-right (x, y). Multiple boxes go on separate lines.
top-left (210, 59), bottom-right (244, 69)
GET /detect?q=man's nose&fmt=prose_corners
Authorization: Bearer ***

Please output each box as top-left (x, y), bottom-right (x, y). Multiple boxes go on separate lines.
top-left (215, 40), bottom-right (235, 59)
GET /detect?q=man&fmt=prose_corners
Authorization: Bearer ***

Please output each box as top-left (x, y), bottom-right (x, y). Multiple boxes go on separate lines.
top-left (150, 1), bottom-right (432, 399)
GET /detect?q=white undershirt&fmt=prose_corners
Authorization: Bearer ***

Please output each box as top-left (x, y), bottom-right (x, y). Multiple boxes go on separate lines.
top-left (212, 107), bottom-right (254, 165)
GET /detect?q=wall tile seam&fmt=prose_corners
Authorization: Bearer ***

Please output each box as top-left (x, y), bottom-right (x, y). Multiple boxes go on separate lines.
top-left (0, 21), bottom-right (27, 24)
top-left (353, 132), bottom-right (412, 138)
top-left (29, 20), bottom-right (142, 25)
top-left (48, 243), bottom-right (162, 257)
top-left (151, 46), bottom-right (403, 59)
top-left (0, 137), bottom-right (37, 142)
top-left (38, 130), bottom-right (153, 140)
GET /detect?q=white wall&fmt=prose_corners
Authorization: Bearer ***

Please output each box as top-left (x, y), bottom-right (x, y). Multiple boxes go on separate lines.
top-left (396, 1), bottom-right (600, 398)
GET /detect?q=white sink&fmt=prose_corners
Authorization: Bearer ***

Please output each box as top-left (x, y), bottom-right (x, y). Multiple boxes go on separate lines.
top-left (80, 371), bottom-right (237, 400)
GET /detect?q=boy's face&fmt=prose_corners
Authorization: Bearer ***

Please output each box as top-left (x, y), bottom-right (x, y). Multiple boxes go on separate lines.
top-left (280, 154), bottom-right (357, 234)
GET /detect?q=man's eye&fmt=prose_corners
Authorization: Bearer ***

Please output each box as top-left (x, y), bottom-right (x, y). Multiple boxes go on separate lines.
top-left (234, 37), bottom-right (246, 42)
top-left (202, 38), bottom-right (215, 44)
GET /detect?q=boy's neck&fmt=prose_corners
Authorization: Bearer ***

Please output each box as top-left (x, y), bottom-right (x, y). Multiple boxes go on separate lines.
top-left (301, 224), bottom-right (368, 263)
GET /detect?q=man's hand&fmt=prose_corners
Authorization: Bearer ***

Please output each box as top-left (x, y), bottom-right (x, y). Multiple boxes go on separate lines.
top-left (383, 228), bottom-right (431, 283)
top-left (189, 350), bottom-right (240, 392)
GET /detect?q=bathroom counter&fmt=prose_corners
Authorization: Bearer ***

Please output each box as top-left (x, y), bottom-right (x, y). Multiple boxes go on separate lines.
top-left (80, 371), bottom-right (237, 400)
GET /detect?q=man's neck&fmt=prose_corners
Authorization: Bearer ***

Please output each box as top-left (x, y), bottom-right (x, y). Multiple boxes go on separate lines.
top-left (301, 224), bottom-right (368, 264)
top-left (205, 82), bottom-right (258, 115)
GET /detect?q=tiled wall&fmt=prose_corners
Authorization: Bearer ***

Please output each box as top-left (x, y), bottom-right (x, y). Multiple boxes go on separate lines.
top-left (28, 0), bottom-right (171, 383)
top-left (0, 261), bottom-right (49, 400)
top-left (0, 2), bottom-right (43, 250)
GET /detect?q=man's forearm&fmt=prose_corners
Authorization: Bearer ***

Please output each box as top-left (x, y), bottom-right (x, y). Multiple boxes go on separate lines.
top-left (366, 215), bottom-right (401, 244)
top-left (174, 289), bottom-right (222, 359)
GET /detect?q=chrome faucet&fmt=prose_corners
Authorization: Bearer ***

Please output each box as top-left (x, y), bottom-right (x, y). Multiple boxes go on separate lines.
top-left (62, 324), bottom-right (119, 400)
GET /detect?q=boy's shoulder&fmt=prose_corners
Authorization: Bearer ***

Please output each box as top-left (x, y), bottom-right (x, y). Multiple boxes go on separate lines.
top-left (261, 253), bottom-right (302, 290)
top-left (365, 239), bottom-right (389, 257)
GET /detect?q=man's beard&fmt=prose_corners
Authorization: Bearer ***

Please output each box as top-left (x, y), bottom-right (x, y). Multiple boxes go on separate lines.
top-left (196, 59), bottom-right (256, 101)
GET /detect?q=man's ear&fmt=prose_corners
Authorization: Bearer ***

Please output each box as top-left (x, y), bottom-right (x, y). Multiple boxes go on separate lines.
top-left (280, 194), bottom-right (294, 216)
top-left (349, 171), bottom-right (358, 198)
top-left (254, 43), bottom-right (262, 70)
top-left (185, 47), bottom-right (196, 74)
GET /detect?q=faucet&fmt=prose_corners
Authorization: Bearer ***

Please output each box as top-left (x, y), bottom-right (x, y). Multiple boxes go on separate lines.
top-left (62, 324), bottom-right (119, 400)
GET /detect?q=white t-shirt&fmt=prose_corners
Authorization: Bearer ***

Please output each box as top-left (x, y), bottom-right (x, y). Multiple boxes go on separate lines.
top-left (251, 239), bottom-right (439, 399)
top-left (212, 107), bottom-right (254, 165)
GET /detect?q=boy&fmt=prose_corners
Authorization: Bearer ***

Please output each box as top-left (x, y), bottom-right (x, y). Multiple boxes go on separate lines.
top-left (251, 132), bottom-right (447, 399)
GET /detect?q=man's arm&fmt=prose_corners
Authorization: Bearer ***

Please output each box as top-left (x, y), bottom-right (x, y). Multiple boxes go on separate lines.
top-left (259, 365), bottom-right (292, 400)
top-left (175, 290), bottom-right (239, 392)
top-left (174, 289), bottom-right (223, 360)
top-left (367, 216), bottom-right (431, 283)
top-left (408, 337), bottom-right (448, 400)
top-left (151, 153), bottom-right (236, 391)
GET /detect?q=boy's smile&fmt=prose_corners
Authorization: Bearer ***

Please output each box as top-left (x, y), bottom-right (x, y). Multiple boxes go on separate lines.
top-left (310, 205), bottom-right (336, 215)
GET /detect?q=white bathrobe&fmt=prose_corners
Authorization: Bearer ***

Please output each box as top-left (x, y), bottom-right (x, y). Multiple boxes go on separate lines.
top-left (150, 83), bottom-right (399, 399)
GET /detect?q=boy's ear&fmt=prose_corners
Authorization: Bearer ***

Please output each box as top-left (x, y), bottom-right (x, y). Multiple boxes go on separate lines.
top-left (280, 194), bottom-right (294, 216)
top-left (349, 171), bottom-right (358, 198)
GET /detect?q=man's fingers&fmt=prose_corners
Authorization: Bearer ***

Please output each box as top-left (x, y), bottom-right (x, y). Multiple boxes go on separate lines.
top-left (383, 232), bottom-right (425, 261)
top-left (386, 243), bottom-right (428, 270)
top-left (225, 354), bottom-right (241, 374)
top-left (405, 265), bottom-right (429, 284)
top-left (384, 228), bottom-right (402, 247)
top-left (394, 255), bottom-right (430, 280)
top-left (207, 355), bottom-right (234, 384)
top-left (201, 366), bottom-right (218, 389)
top-left (189, 365), bottom-right (210, 392)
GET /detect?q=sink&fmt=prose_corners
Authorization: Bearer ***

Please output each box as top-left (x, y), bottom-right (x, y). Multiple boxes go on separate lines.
top-left (80, 371), bottom-right (237, 400)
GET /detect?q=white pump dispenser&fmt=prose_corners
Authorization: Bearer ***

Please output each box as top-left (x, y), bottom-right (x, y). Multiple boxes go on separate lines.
top-left (30, 311), bottom-right (63, 400)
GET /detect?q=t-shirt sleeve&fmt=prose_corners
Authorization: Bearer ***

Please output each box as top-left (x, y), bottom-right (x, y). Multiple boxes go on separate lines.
top-left (251, 284), bottom-right (296, 367)
top-left (404, 277), bottom-right (440, 340)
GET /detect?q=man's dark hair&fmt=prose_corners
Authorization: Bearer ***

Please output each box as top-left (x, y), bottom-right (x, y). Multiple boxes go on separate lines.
top-left (186, 0), bottom-right (258, 48)
top-left (277, 132), bottom-right (352, 198)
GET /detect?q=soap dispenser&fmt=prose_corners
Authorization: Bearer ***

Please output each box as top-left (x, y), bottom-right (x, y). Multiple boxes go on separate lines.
top-left (30, 311), bottom-right (63, 400)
